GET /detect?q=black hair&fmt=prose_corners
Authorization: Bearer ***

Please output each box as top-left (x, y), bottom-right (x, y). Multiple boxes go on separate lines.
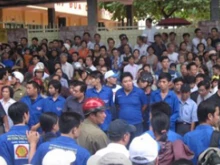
top-left (83, 32), bottom-right (91, 37)
top-left (195, 56), bottom-right (203, 64)
top-left (187, 62), bottom-right (197, 71)
top-left (0, 68), bottom-right (7, 80)
top-left (170, 63), bottom-right (176, 69)
top-left (81, 40), bottom-right (87, 45)
top-left (200, 65), bottom-right (209, 76)
top-left (137, 36), bottom-right (144, 42)
top-left (90, 70), bottom-right (104, 84)
top-left (40, 112), bottom-right (58, 133)
top-left (73, 80), bottom-right (87, 93)
top-left (213, 64), bottom-right (220, 70)
top-left (120, 72), bottom-right (133, 82)
top-left (1, 86), bottom-right (14, 98)
top-left (94, 33), bottom-right (101, 38)
top-left (107, 37), bottom-right (115, 44)
top-left (151, 101), bottom-right (172, 117)
top-left (196, 73), bottom-right (206, 80)
top-left (169, 32), bottom-right (176, 36)
top-left (52, 74), bottom-right (61, 80)
top-left (21, 37), bottom-right (28, 42)
top-left (74, 35), bottom-right (81, 40)
top-left (162, 32), bottom-right (168, 38)
top-left (27, 80), bottom-right (40, 91)
top-left (197, 100), bottom-right (218, 123)
top-left (173, 77), bottom-right (184, 84)
top-left (158, 72), bottom-right (172, 82)
top-left (32, 55), bottom-right (41, 61)
top-left (185, 76), bottom-right (196, 84)
top-left (112, 48), bottom-right (119, 54)
top-left (151, 112), bottom-right (170, 142)
top-left (211, 27), bottom-right (218, 32)
top-left (197, 80), bottom-right (210, 89)
top-left (197, 43), bottom-right (205, 50)
top-left (8, 102), bottom-right (29, 125)
top-left (147, 45), bottom-right (155, 52)
top-left (171, 159), bottom-right (193, 165)
top-left (100, 45), bottom-right (107, 51)
top-left (182, 33), bottom-right (190, 38)
top-left (146, 18), bottom-right (153, 23)
top-left (218, 80), bottom-right (220, 90)
top-left (59, 112), bottom-right (81, 134)
top-left (128, 55), bottom-right (135, 60)
top-left (194, 28), bottom-right (201, 33)
top-left (48, 80), bottom-right (62, 93)
top-left (160, 56), bottom-right (169, 63)
top-left (32, 37), bottom-right (39, 41)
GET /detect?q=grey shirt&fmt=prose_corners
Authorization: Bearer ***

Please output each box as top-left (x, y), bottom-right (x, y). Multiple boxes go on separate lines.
top-left (63, 96), bottom-right (85, 118)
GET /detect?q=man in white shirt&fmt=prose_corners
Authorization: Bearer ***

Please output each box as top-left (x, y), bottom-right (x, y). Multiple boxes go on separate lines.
top-left (95, 119), bottom-right (136, 158)
top-left (167, 43), bottom-right (179, 63)
top-left (85, 56), bottom-right (97, 71)
top-left (83, 32), bottom-right (94, 50)
top-left (60, 53), bottom-right (74, 80)
top-left (192, 28), bottom-right (207, 54)
top-left (124, 55), bottom-right (139, 80)
top-left (142, 18), bottom-right (158, 44)
top-left (134, 36), bottom-right (148, 56)
top-left (197, 80), bottom-right (213, 105)
top-left (91, 33), bottom-right (105, 49)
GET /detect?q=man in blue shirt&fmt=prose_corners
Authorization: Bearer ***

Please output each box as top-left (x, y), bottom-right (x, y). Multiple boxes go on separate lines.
top-left (44, 80), bottom-right (66, 116)
top-left (86, 71), bottom-right (113, 131)
top-left (151, 72), bottom-right (180, 131)
top-left (0, 102), bottom-right (30, 165)
top-left (21, 80), bottom-right (45, 132)
top-left (184, 100), bottom-right (220, 164)
top-left (115, 72), bottom-right (147, 137)
top-left (176, 84), bottom-right (198, 136)
top-left (31, 112), bottom-right (90, 165)
top-left (144, 101), bottom-right (183, 142)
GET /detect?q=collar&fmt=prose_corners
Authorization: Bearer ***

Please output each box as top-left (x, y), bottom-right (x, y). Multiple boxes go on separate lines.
top-left (84, 118), bottom-right (99, 128)
top-left (14, 85), bottom-right (25, 91)
top-left (196, 124), bottom-right (214, 130)
top-left (106, 84), bottom-right (116, 89)
top-left (180, 98), bottom-right (191, 105)
top-left (73, 96), bottom-right (86, 103)
top-left (107, 143), bottom-right (127, 150)
top-left (0, 98), bottom-right (15, 104)
top-left (49, 95), bottom-right (62, 101)
top-left (10, 125), bottom-right (29, 131)
top-left (92, 85), bottom-right (105, 93)
top-left (58, 136), bottom-right (76, 143)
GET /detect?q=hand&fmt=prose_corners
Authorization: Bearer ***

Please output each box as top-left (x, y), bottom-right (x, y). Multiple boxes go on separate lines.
top-left (31, 123), bottom-right (40, 131)
top-left (26, 131), bottom-right (40, 145)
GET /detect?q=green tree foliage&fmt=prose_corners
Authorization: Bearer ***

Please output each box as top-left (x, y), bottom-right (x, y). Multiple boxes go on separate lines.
top-left (99, 0), bottom-right (210, 21)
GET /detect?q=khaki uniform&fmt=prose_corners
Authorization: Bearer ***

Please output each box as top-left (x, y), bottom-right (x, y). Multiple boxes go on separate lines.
top-left (13, 85), bottom-right (26, 101)
top-left (77, 118), bottom-right (108, 155)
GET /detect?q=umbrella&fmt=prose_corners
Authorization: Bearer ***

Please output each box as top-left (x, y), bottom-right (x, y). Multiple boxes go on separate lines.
top-left (157, 18), bottom-right (191, 26)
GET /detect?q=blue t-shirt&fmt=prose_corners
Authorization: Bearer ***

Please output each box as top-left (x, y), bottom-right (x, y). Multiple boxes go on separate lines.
top-left (115, 86), bottom-right (147, 125)
top-left (0, 125), bottom-right (29, 165)
top-left (31, 136), bottom-right (90, 165)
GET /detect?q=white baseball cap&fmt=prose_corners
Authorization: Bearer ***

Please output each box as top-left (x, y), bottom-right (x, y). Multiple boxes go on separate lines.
top-left (129, 134), bottom-right (159, 164)
top-left (42, 149), bottom-right (76, 165)
top-left (12, 71), bottom-right (24, 83)
top-left (104, 70), bottom-right (118, 80)
top-left (0, 156), bottom-right (7, 165)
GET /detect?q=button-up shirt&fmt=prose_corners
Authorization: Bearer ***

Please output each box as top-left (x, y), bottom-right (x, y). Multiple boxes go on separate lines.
top-left (134, 44), bottom-right (149, 56)
top-left (123, 64), bottom-right (139, 80)
top-left (95, 143), bottom-right (129, 158)
top-left (151, 90), bottom-right (180, 131)
top-left (61, 62), bottom-right (74, 80)
top-left (184, 124), bottom-right (215, 164)
top-left (178, 98), bottom-right (198, 124)
top-left (197, 92), bottom-right (213, 105)
top-left (0, 98), bottom-right (16, 128)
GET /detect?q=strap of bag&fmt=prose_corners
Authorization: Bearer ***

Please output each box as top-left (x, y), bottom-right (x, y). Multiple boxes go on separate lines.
top-left (210, 130), bottom-right (220, 147)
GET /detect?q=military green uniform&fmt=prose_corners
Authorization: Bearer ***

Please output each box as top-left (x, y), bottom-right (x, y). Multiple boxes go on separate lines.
top-left (77, 119), bottom-right (108, 155)
top-left (13, 85), bottom-right (26, 101)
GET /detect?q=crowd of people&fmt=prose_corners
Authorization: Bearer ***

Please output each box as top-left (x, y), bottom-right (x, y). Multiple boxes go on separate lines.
top-left (0, 18), bottom-right (220, 165)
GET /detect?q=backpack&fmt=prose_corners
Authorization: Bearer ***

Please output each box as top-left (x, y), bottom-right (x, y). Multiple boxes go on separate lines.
top-left (198, 131), bottom-right (220, 165)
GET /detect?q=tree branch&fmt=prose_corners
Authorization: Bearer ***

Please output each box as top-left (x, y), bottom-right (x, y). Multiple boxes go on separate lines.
top-left (167, 7), bottom-right (178, 18)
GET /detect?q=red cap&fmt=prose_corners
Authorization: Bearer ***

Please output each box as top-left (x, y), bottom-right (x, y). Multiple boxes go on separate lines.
top-left (83, 98), bottom-right (105, 116)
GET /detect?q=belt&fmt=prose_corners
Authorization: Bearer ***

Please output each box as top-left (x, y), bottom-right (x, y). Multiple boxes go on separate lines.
top-left (177, 122), bottom-right (191, 125)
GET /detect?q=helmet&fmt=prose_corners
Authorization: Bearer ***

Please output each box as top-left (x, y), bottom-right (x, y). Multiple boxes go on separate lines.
top-left (12, 71), bottom-right (24, 83)
top-left (83, 98), bottom-right (105, 116)
top-left (74, 62), bottom-right (83, 70)
top-left (140, 72), bottom-right (154, 85)
top-left (33, 62), bottom-right (45, 74)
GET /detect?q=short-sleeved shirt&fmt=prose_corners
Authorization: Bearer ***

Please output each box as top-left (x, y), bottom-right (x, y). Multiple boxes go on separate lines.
top-left (115, 86), bottom-right (147, 125)
top-left (31, 136), bottom-right (90, 165)
top-left (13, 85), bottom-right (26, 101)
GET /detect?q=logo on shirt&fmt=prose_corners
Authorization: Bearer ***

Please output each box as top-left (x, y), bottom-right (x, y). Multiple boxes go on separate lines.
top-left (56, 107), bottom-right (62, 111)
top-left (14, 144), bottom-right (29, 159)
top-left (36, 107), bottom-right (42, 111)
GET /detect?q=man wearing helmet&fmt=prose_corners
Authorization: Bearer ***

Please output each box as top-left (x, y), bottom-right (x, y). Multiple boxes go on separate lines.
top-left (78, 98), bottom-right (108, 155)
top-left (11, 71), bottom-right (26, 101)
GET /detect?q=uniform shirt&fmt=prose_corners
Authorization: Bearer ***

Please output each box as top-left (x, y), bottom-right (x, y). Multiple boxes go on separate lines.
top-left (145, 130), bottom-right (183, 142)
top-left (95, 143), bottom-right (129, 158)
top-left (184, 124), bottom-right (215, 164)
top-left (61, 62), bottom-right (74, 80)
top-left (151, 90), bottom-right (180, 131)
top-left (155, 69), bottom-right (180, 81)
top-left (63, 96), bottom-right (85, 118)
top-left (133, 44), bottom-right (149, 56)
top-left (0, 98), bottom-right (16, 128)
top-left (20, 95), bottom-right (45, 130)
top-left (77, 119), bottom-right (108, 155)
top-left (86, 86), bottom-right (113, 131)
top-left (13, 85), bottom-right (26, 101)
top-left (31, 136), bottom-right (90, 165)
top-left (115, 86), bottom-right (147, 125)
top-left (0, 125), bottom-right (29, 165)
top-left (178, 98), bottom-right (198, 124)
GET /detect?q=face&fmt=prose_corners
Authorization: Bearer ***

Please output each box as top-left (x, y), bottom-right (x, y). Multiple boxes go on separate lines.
top-left (129, 57), bottom-right (135, 64)
top-left (75, 37), bottom-right (81, 44)
top-left (122, 77), bottom-right (133, 91)
top-left (174, 81), bottom-right (183, 92)
top-left (60, 55), bottom-right (67, 63)
top-left (133, 50), bottom-right (139, 58)
top-left (99, 58), bottom-right (105, 66)
top-left (168, 44), bottom-right (175, 52)
top-left (90, 77), bottom-right (99, 87)
top-left (2, 88), bottom-right (10, 99)
top-left (181, 92), bottom-right (190, 101)
top-left (195, 57), bottom-right (201, 66)
top-left (198, 86), bottom-right (209, 97)
top-left (198, 45), bottom-right (204, 52)
top-left (196, 77), bottom-right (204, 85)
top-left (107, 77), bottom-right (117, 85)
top-left (141, 56), bottom-right (147, 64)
top-left (56, 69), bottom-right (62, 77)
top-left (81, 42), bottom-right (87, 48)
top-left (48, 85), bottom-right (57, 96)
top-left (108, 40), bottom-right (115, 48)
top-left (73, 86), bottom-right (83, 99)
top-left (196, 30), bottom-right (202, 38)
top-left (113, 50), bottom-right (119, 57)
top-left (189, 65), bottom-right (198, 76)
top-left (3, 52), bottom-right (9, 59)
top-left (180, 43), bottom-right (187, 50)
top-left (100, 67), bottom-right (107, 75)
top-left (183, 35), bottom-right (190, 42)
top-left (33, 57), bottom-right (39, 65)
top-left (94, 45), bottom-right (100, 51)
top-left (161, 59), bottom-right (169, 69)
top-left (94, 35), bottom-right (101, 43)
top-left (187, 53), bottom-right (193, 60)
top-left (52, 51), bottom-right (58, 57)
top-left (53, 41), bottom-right (59, 48)
top-left (86, 58), bottom-right (92, 66)
top-left (21, 39), bottom-right (27, 45)
top-left (124, 45), bottom-right (130, 53)
top-left (179, 56), bottom-right (185, 64)
top-left (159, 78), bottom-right (169, 91)
top-left (93, 111), bottom-right (106, 124)
top-left (72, 53), bottom-right (78, 61)
top-left (11, 76), bottom-right (17, 85)
top-left (146, 20), bottom-right (151, 27)
top-left (35, 71), bottom-right (43, 79)
top-left (207, 38), bottom-right (212, 45)
top-left (54, 63), bottom-right (61, 70)
top-left (211, 30), bottom-right (218, 37)
top-left (209, 107), bottom-right (220, 127)
top-left (100, 48), bottom-right (106, 55)
top-left (148, 47), bottom-right (154, 54)
top-left (138, 81), bottom-right (148, 89)
top-left (26, 84), bottom-right (37, 97)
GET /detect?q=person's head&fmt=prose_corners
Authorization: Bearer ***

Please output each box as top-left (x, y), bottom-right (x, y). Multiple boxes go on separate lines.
top-left (147, 46), bottom-right (155, 55)
top-left (195, 56), bottom-right (203, 67)
top-left (180, 84), bottom-right (191, 101)
top-left (108, 119), bottom-right (136, 146)
top-left (140, 56), bottom-right (147, 64)
top-left (89, 70), bottom-right (104, 87)
top-left (173, 77), bottom-right (184, 93)
top-left (178, 54), bottom-right (186, 64)
top-left (160, 56), bottom-right (170, 69)
top-left (137, 36), bottom-right (144, 45)
top-left (71, 52), bottom-right (79, 62)
top-left (10, 71), bottom-right (24, 86)
top-left (26, 80), bottom-right (40, 97)
top-left (0, 68), bottom-right (8, 81)
top-left (128, 55), bottom-right (135, 65)
top-left (195, 28), bottom-right (202, 38)
top-left (197, 100), bottom-right (219, 127)
top-left (186, 52), bottom-right (195, 62)
top-left (83, 98), bottom-right (106, 125)
top-left (98, 57), bottom-right (105, 66)
top-left (94, 44), bottom-right (100, 52)
top-left (158, 73), bottom-right (171, 91)
top-left (182, 33), bottom-right (190, 42)
top-left (129, 134), bottom-right (158, 165)
top-left (59, 112), bottom-right (82, 139)
top-left (187, 62), bottom-right (198, 77)
top-left (1, 86), bottom-right (13, 99)
top-left (112, 48), bottom-right (119, 57)
top-left (180, 64), bottom-right (188, 77)
top-left (206, 37), bottom-right (212, 46)
top-left (105, 70), bottom-right (118, 86)
top-left (124, 44), bottom-right (131, 54)
top-left (32, 55), bottom-right (40, 65)
top-left (94, 33), bottom-right (101, 43)
top-left (211, 27), bottom-right (218, 38)
top-left (169, 32), bottom-right (176, 41)
top-left (171, 159), bottom-right (193, 165)
top-left (74, 35), bottom-right (81, 45)
top-left (100, 46), bottom-right (107, 56)
top-left (55, 68), bottom-right (63, 78)
top-left (60, 53), bottom-right (68, 64)
top-left (40, 112), bottom-right (59, 133)
top-left (83, 32), bottom-right (91, 41)
top-left (32, 37), bottom-right (38, 46)
top-left (179, 42), bottom-right (187, 51)
top-left (185, 76), bottom-right (196, 89)
top-left (213, 64), bottom-right (220, 75)
top-left (162, 32), bottom-right (168, 42)
top-left (146, 18), bottom-right (153, 28)
top-left (170, 63), bottom-right (177, 71)
top-left (151, 112), bottom-right (170, 142)
top-left (197, 43), bottom-right (205, 53)
top-left (100, 66), bottom-right (108, 75)
top-left (85, 56), bottom-right (93, 67)
top-left (8, 102), bottom-right (29, 125)
top-left (121, 72), bottom-right (133, 92)
top-left (198, 80), bottom-right (211, 98)
top-left (81, 40), bottom-right (87, 48)
top-left (133, 49), bottom-right (140, 59)
top-left (48, 80), bottom-right (62, 96)
top-left (195, 73), bottom-right (206, 85)
top-left (150, 102), bottom-right (171, 119)
top-left (107, 37), bottom-right (115, 48)
top-left (72, 81), bottom-right (87, 99)
top-left (21, 37), bottom-right (28, 46)
top-left (120, 34), bottom-right (129, 45)
top-left (154, 33), bottom-right (162, 43)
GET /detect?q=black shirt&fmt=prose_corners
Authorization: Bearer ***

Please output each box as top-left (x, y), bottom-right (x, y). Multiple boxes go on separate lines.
top-left (0, 102), bottom-right (6, 125)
